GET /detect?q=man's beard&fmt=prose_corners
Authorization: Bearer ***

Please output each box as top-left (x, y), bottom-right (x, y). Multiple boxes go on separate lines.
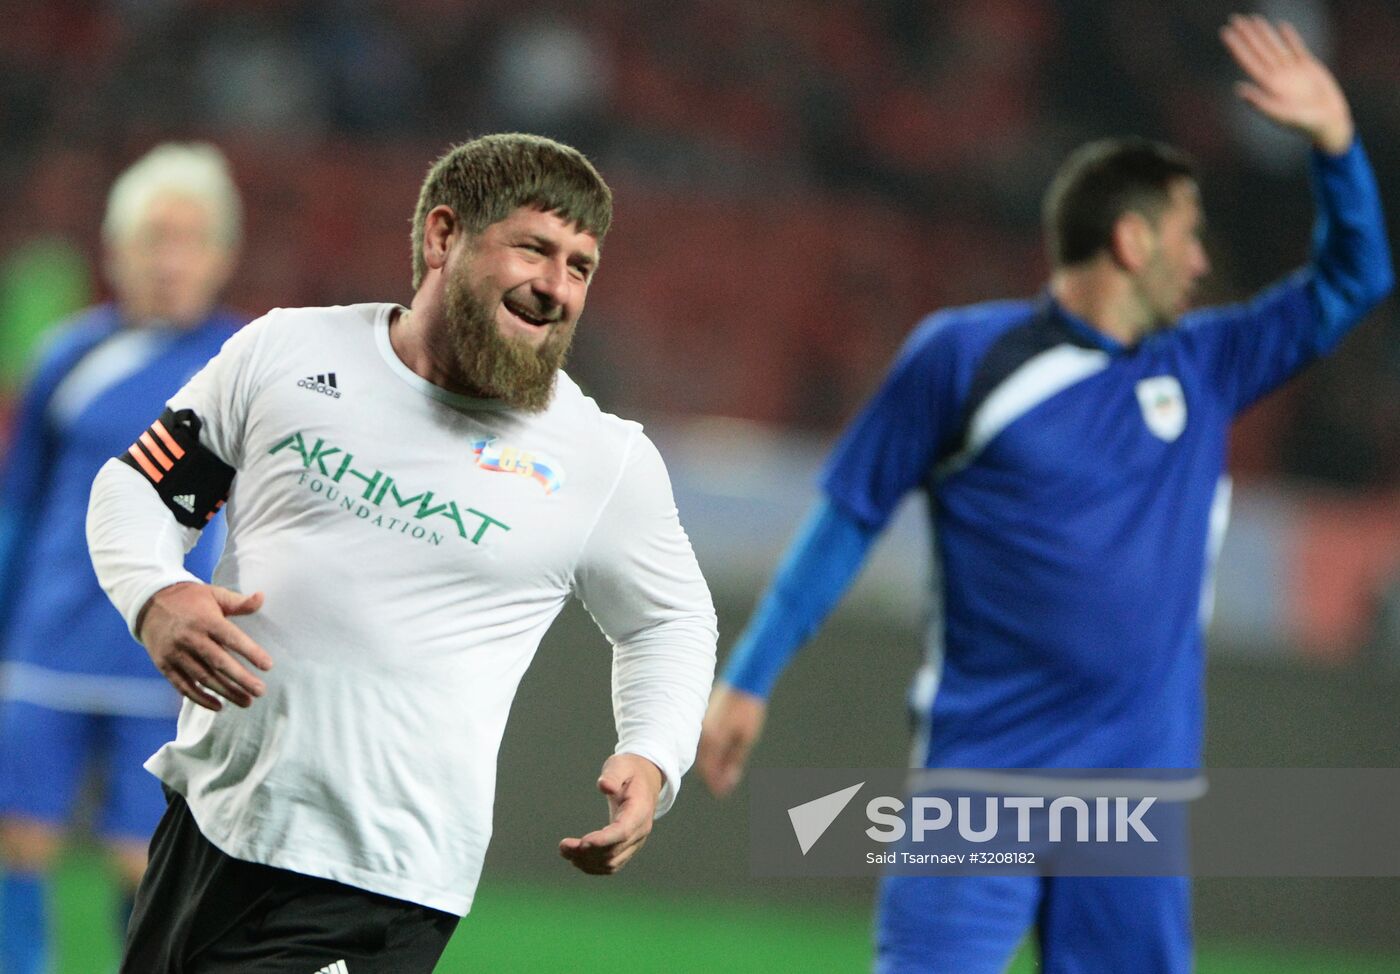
top-left (442, 274), bottom-right (575, 412)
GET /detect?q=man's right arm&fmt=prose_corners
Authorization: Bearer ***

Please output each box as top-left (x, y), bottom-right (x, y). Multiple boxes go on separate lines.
top-left (698, 497), bottom-right (877, 796)
top-left (88, 457), bottom-right (269, 709)
top-left (699, 313), bottom-right (966, 797)
top-left (87, 316), bottom-right (273, 711)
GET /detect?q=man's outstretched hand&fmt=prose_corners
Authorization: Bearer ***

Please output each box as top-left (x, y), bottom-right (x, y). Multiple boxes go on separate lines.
top-left (559, 753), bottom-right (663, 875)
top-left (1221, 13), bottom-right (1354, 155)
top-left (137, 582), bottom-right (272, 711)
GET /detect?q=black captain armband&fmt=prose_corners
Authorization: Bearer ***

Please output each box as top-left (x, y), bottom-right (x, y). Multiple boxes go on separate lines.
top-left (118, 408), bottom-right (235, 528)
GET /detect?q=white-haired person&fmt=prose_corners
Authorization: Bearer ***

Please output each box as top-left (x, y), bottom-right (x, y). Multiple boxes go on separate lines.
top-left (0, 143), bottom-right (244, 974)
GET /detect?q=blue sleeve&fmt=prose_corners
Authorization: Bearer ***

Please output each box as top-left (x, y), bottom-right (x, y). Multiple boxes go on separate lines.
top-left (721, 316), bottom-right (967, 698)
top-left (1178, 138), bottom-right (1394, 414)
top-left (0, 324), bottom-right (110, 638)
top-left (720, 498), bottom-right (877, 699)
top-left (0, 381), bottom-right (53, 596)
top-left (819, 315), bottom-right (965, 531)
top-left (0, 382), bottom-right (54, 511)
top-left (0, 328), bottom-right (101, 572)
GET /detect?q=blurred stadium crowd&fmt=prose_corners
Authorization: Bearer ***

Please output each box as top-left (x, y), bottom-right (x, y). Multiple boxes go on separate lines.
top-left (0, 0), bottom-right (1397, 488)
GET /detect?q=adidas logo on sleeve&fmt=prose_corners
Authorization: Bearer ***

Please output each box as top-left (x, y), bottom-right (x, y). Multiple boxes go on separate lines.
top-left (313, 961), bottom-right (349, 974)
top-left (297, 373), bottom-right (342, 398)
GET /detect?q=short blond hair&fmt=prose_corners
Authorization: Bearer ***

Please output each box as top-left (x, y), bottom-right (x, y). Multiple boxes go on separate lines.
top-left (103, 143), bottom-right (242, 249)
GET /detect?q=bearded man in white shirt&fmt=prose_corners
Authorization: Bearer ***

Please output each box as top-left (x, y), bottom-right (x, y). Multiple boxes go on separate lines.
top-left (87, 133), bottom-right (718, 973)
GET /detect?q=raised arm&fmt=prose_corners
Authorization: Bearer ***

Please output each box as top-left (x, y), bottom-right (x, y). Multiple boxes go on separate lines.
top-left (1224, 14), bottom-right (1392, 326)
top-left (1221, 14), bottom-right (1352, 155)
top-left (1180, 16), bottom-right (1392, 412)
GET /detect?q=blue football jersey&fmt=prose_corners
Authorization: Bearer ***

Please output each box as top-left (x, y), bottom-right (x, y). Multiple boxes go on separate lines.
top-left (0, 304), bottom-right (241, 714)
top-left (819, 143), bottom-right (1392, 769)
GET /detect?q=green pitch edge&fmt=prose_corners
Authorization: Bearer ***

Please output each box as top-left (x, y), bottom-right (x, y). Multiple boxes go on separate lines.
top-left (50, 851), bottom-right (1400, 973)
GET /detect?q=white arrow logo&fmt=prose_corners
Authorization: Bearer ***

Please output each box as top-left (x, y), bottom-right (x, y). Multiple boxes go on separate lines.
top-left (787, 782), bottom-right (864, 855)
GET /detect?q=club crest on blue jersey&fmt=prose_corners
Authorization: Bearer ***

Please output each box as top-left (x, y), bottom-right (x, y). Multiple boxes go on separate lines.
top-left (1135, 375), bottom-right (1187, 442)
top-left (470, 437), bottom-right (565, 495)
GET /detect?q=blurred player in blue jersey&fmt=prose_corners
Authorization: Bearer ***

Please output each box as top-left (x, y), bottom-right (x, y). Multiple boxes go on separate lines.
top-left (699, 15), bottom-right (1392, 974)
top-left (0, 143), bottom-right (243, 974)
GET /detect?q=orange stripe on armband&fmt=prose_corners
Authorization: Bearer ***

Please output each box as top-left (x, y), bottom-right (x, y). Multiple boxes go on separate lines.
top-left (151, 419), bottom-right (186, 459)
top-left (139, 431), bottom-right (174, 470)
top-left (128, 444), bottom-right (164, 482)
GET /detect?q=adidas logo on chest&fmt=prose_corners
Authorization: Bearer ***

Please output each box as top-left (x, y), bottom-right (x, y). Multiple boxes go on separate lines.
top-left (297, 372), bottom-right (341, 399)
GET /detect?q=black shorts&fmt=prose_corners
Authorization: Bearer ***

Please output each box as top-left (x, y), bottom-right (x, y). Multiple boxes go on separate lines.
top-left (121, 788), bottom-right (459, 973)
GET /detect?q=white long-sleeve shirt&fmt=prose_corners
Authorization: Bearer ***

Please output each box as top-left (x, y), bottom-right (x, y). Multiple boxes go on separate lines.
top-left (87, 303), bottom-right (716, 915)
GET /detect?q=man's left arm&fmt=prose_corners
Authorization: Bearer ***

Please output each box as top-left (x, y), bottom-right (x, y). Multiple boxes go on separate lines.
top-left (564, 431), bottom-right (718, 875)
top-left (1188, 15), bottom-right (1393, 413)
top-left (1240, 10), bottom-right (1400, 357)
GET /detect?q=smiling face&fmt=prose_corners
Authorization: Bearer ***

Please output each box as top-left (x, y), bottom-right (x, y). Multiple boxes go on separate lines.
top-left (461, 205), bottom-right (598, 349)
top-left (440, 206), bottom-right (599, 410)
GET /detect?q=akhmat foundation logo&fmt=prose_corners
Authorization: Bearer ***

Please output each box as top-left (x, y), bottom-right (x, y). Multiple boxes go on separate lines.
top-left (268, 430), bottom-right (511, 545)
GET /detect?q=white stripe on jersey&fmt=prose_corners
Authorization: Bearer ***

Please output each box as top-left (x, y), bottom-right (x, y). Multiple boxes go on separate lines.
top-left (1199, 475), bottom-right (1233, 628)
top-left (907, 516), bottom-right (947, 770)
top-left (0, 661), bottom-right (179, 717)
top-left (937, 344), bottom-right (1111, 478)
top-left (47, 329), bottom-right (170, 428)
